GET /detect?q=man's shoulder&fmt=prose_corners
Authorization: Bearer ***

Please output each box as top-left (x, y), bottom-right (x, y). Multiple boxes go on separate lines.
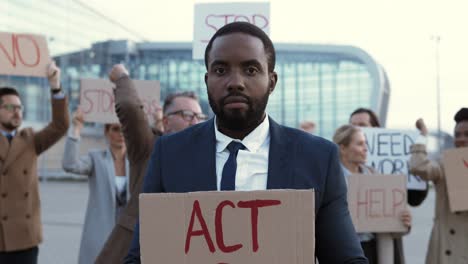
top-left (276, 124), bottom-right (335, 150)
top-left (160, 120), bottom-right (212, 145)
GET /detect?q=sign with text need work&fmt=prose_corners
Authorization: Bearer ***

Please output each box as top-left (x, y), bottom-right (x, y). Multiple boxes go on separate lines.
top-left (140, 190), bottom-right (314, 264)
top-left (361, 128), bottom-right (426, 190)
top-left (442, 147), bottom-right (468, 212)
top-left (80, 79), bottom-right (160, 124)
top-left (348, 174), bottom-right (408, 233)
top-left (0, 32), bottom-right (50, 77)
top-left (193, 2), bottom-right (270, 60)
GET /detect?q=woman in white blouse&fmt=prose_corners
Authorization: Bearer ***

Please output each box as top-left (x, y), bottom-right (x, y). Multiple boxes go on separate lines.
top-left (62, 108), bottom-right (129, 264)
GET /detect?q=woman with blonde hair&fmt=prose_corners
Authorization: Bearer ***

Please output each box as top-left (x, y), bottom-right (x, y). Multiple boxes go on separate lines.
top-left (333, 125), bottom-right (411, 264)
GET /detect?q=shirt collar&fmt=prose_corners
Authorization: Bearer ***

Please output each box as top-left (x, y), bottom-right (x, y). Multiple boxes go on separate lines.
top-left (214, 115), bottom-right (270, 153)
top-left (0, 129), bottom-right (16, 137)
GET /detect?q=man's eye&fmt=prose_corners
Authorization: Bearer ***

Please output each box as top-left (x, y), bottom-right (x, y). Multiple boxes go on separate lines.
top-left (214, 67), bottom-right (225, 74)
top-left (246, 66), bottom-right (259, 75)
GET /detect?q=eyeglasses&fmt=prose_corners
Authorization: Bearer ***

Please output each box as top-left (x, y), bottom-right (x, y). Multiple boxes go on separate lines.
top-left (166, 110), bottom-right (207, 122)
top-left (109, 126), bottom-right (122, 133)
top-left (0, 104), bottom-right (23, 113)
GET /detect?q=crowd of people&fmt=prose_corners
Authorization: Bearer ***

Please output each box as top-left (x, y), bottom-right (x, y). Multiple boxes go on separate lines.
top-left (0, 22), bottom-right (467, 264)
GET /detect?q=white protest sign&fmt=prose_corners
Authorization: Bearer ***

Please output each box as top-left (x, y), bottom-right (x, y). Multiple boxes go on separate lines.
top-left (80, 79), bottom-right (160, 124)
top-left (0, 32), bottom-right (50, 77)
top-left (193, 2), bottom-right (270, 60)
top-left (361, 128), bottom-right (426, 190)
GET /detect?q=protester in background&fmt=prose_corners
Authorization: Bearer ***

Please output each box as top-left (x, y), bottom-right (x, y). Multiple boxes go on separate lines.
top-left (62, 108), bottom-right (129, 264)
top-left (162, 91), bottom-right (207, 134)
top-left (333, 125), bottom-right (412, 264)
top-left (95, 64), bottom-right (206, 263)
top-left (0, 62), bottom-right (69, 264)
top-left (350, 108), bottom-right (381, 127)
top-left (349, 107), bottom-right (429, 207)
top-left (409, 109), bottom-right (468, 264)
top-left (299, 120), bottom-right (316, 134)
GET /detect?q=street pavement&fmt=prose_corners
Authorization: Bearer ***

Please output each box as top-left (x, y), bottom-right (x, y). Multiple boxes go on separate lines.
top-left (38, 181), bottom-right (434, 264)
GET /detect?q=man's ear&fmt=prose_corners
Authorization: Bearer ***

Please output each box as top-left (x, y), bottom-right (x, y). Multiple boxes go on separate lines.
top-left (268, 72), bottom-right (278, 94)
top-left (204, 72), bottom-right (208, 86)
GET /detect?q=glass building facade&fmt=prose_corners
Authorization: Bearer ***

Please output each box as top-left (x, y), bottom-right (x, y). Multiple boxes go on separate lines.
top-left (1, 0), bottom-right (144, 128)
top-left (55, 41), bottom-right (390, 139)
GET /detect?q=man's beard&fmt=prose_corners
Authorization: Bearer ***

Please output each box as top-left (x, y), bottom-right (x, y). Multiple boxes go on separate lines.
top-left (209, 91), bottom-right (269, 130)
top-left (1, 119), bottom-right (21, 131)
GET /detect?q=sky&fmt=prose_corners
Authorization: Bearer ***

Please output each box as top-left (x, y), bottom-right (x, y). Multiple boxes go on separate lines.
top-left (87, 0), bottom-right (468, 134)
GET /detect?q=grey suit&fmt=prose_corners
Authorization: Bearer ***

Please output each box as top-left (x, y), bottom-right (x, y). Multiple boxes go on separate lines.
top-left (62, 136), bottom-right (129, 264)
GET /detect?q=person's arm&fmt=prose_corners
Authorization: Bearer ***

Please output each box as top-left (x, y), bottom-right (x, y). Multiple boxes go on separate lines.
top-left (124, 137), bottom-right (164, 264)
top-left (110, 64), bottom-right (159, 164)
top-left (409, 118), bottom-right (443, 183)
top-left (62, 108), bottom-right (93, 175)
top-left (34, 61), bottom-right (70, 154)
top-left (315, 145), bottom-right (368, 263)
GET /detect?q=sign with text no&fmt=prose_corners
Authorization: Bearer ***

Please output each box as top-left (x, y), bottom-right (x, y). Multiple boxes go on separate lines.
top-left (80, 79), bottom-right (160, 124)
top-left (348, 174), bottom-right (408, 233)
top-left (442, 147), bottom-right (468, 212)
top-left (193, 2), bottom-right (270, 60)
top-left (140, 190), bottom-right (314, 264)
top-left (361, 128), bottom-right (426, 190)
top-left (0, 32), bottom-right (50, 77)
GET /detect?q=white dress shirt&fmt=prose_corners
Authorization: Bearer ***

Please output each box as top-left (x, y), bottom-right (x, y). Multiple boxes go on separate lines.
top-left (214, 116), bottom-right (270, 191)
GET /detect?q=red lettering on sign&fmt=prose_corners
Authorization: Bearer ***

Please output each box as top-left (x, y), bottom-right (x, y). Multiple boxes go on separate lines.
top-left (202, 14), bottom-right (269, 43)
top-left (463, 159), bottom-right (468, 168)
top-left (369, 189), bottom-right (384, 218)
top-left (356, 189), bottom-right (369, 219)
top-left (237, 199), bottom-right (281, 252)
top-left (0, 34), bottom-right (41, 67)
top-left (81, 89), bottom-right (115, 114)
top-left (215, 200), bottom-right (243, 253)
top-left (185, 200), bottom-right (215, 254)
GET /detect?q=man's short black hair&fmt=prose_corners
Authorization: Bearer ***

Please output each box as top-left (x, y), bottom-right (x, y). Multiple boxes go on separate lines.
top-left (454, 108), bottom-right (468, 124)
top-left (0, 87), bottom-right (20, 104)
top-left (204, 22), bottom-right (276, 72)
top-left (350, 107), bottom-right (381, 127)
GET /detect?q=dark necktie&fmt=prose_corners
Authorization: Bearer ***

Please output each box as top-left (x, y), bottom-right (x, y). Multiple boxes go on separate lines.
top-left (6, 134), bottom-right (13, 143)
top-left (220, 141), bottom-right (246, 191)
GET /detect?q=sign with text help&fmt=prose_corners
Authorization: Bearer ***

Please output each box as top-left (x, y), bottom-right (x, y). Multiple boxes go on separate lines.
top-left (361, 128), bottom-right (426, 190)
top-left (0, 32), bottom-right (50, 77)
top-left (442, 147), bottom-right (468, 212)
top-left (348, 174), bottom-right (408, 233)
top-left (80, 79), bottom-right (160, 124)
top-left (193, 2), bottom-right (270, 60)
top-left (140, 190), bottom-right (314, 264)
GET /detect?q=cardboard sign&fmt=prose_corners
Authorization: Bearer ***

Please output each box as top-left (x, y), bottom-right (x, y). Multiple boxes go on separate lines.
top-left (0, 32), bottom-right (50, 77)
top-left (193, 2), bottom-right (270, 60)
top-left (80, 79), bottom-right (160, 124)
top-left (361, 128), bottom-right (426, 190)
top-left (140, 190), bottom-right (315, 264)
top-left (442, 147), bottom-right (468, 212)
top-left (348, 174), bottom-right (408, 233)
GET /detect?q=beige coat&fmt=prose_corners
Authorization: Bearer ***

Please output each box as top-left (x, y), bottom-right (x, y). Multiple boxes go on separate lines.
top-left (95, 77), bottom-right (161, 263)
top-left (409, 144), bottom-right (468, 264)
top-left (0, 97), bottom-right (69, 252)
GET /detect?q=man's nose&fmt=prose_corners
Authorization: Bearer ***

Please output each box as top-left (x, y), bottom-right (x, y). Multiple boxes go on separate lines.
top-left (227, 71), bottom-right (245, 92)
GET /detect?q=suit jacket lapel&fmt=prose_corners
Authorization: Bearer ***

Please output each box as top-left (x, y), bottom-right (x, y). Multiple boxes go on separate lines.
top-left (2, 132), bottom-right (29, 172)
top-left (267, 117), bottom-right (293, 189)
top-left (190, 119), bottom-right (217, 191)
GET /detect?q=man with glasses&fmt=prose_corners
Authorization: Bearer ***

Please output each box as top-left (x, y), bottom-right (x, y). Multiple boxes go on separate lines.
top-left (0, 62), bottom-right (69, 264)
top-left (163, 91), bottom-right (207, 134)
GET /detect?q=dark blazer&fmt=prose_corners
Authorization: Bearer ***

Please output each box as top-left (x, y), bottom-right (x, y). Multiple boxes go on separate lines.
top-left (124, 117), bottom-right (368, 264)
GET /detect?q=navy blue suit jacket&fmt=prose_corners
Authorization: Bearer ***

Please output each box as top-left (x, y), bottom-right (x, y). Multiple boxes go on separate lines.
top-left (124, 117), bottom-right (367, 263)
